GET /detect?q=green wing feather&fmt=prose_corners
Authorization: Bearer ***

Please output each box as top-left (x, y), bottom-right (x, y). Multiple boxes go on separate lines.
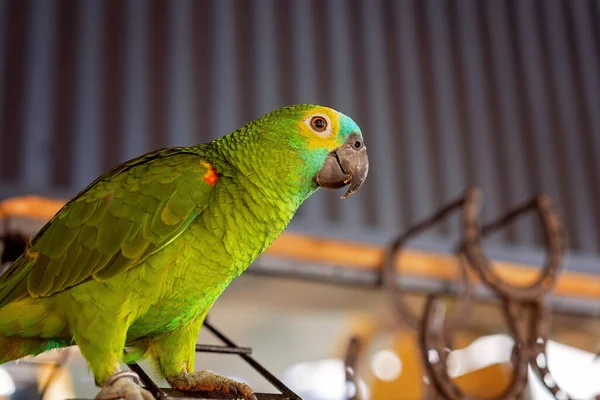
top-left (0, 147), bottom-right (219, 307)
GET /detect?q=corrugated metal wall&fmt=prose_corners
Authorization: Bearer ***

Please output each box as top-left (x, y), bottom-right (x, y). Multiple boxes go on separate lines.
top-left (1, 0), bottom-right (599, 270)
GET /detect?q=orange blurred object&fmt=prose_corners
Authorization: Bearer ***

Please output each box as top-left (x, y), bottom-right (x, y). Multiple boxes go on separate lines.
top-left (0, 196), bottom-right (64, 221)
top-left (370, 331), bottom-right (515, 400)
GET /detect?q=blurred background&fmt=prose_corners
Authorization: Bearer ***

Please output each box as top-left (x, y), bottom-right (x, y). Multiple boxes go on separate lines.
top-left (1, 0), bottom-right (600, 399)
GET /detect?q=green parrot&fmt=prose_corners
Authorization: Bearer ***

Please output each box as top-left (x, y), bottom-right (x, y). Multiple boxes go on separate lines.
top-left (0, 104), bottom-right (368, 400)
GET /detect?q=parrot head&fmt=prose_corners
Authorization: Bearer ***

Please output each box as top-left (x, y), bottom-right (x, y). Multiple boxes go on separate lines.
top-left (299, 105), bottom-right (369, 199)
top-left (251, 104), bottom-right (369, 199)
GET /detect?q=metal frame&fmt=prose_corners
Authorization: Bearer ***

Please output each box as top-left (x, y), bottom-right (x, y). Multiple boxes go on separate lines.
top-left (125, 319), bottom-right (301, 400)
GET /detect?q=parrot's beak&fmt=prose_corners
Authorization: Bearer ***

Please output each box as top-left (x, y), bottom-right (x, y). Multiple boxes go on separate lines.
top-left (315, 133), bottom-right (369, 199)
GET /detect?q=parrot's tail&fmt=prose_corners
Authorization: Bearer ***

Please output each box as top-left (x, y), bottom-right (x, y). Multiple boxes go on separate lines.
top-left (0, 334), bottom-right (70, 364)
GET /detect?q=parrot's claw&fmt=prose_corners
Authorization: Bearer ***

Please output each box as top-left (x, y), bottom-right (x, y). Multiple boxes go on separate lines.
top-left (167, 370), bottom-right (257, 400)
top-left (95, 371), bottom-right (155, 400)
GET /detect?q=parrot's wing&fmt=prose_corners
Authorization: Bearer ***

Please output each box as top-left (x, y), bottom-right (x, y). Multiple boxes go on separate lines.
top-left (0, 147), bottom-right (220, 306)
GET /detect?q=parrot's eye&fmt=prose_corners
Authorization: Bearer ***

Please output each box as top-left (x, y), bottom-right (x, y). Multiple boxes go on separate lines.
top-left (310, 116), bottom-right (328, 132)
top-left (303, 113), bottom-right (332, 138)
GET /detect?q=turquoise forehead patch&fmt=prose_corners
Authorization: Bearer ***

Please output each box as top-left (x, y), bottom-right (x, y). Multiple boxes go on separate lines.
top-left (338, 113), bottom-right (362, 139)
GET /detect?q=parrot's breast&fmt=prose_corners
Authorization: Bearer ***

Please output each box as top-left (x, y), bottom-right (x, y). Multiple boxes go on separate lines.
top-left (124, 179), bottom-right (300, 338)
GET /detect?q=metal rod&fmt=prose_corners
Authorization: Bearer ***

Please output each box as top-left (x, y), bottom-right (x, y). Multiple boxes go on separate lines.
top-left (344, 336), bottom-right (362, 400)
top-left (203, 320), bottom-right (301, 400)
top-left (195, 344), bottom-right (252, 355)
top-left (125, 352), bottom-right (167, 399)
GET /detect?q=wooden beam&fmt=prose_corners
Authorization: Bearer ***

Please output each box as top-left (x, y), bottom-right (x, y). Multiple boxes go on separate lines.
top-left (0, 196), bottom-right (64, 220)
top-left (269, 232), bottom-right (600, 300)
top-left (2, 196), bottom-right (600, 300)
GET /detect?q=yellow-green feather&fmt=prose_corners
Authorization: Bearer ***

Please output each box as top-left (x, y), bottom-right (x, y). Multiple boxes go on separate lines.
top-left (0, 148), bottom-right (215, 303)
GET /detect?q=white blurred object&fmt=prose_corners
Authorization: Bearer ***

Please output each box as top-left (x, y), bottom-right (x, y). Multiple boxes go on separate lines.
top-left (446, 334), bottom-right (514, 377)
top-left (0, 367), bottom-right (16, 397)
top-left (439, 334), bottom-right (600, 398)
top-left (528, 341), bottom-right (600, 399)
top-left (371, 350), bottom-right (402, 382)
top-left (283, 358), bottom-right (370, 400)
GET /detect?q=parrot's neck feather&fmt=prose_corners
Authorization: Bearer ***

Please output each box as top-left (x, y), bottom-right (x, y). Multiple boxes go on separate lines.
top-left (207, 128), bottom-right (315, 206)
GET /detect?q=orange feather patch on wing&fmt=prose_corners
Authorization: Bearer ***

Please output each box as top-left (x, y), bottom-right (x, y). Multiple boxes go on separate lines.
top-left (201, 162), bottom-right (218, 186)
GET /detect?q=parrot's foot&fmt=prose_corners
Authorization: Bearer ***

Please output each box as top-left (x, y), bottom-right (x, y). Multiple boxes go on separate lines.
top-left (95, 371), bottom-right (155, 400)
top-left (167, 370), bottom-right (257, 400)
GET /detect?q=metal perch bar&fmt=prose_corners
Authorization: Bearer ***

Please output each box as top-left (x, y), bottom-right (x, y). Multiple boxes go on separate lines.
top-left (194, 344), bottom-right (252, 355)
top-left (123, 318), bottom-right (301, 400)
